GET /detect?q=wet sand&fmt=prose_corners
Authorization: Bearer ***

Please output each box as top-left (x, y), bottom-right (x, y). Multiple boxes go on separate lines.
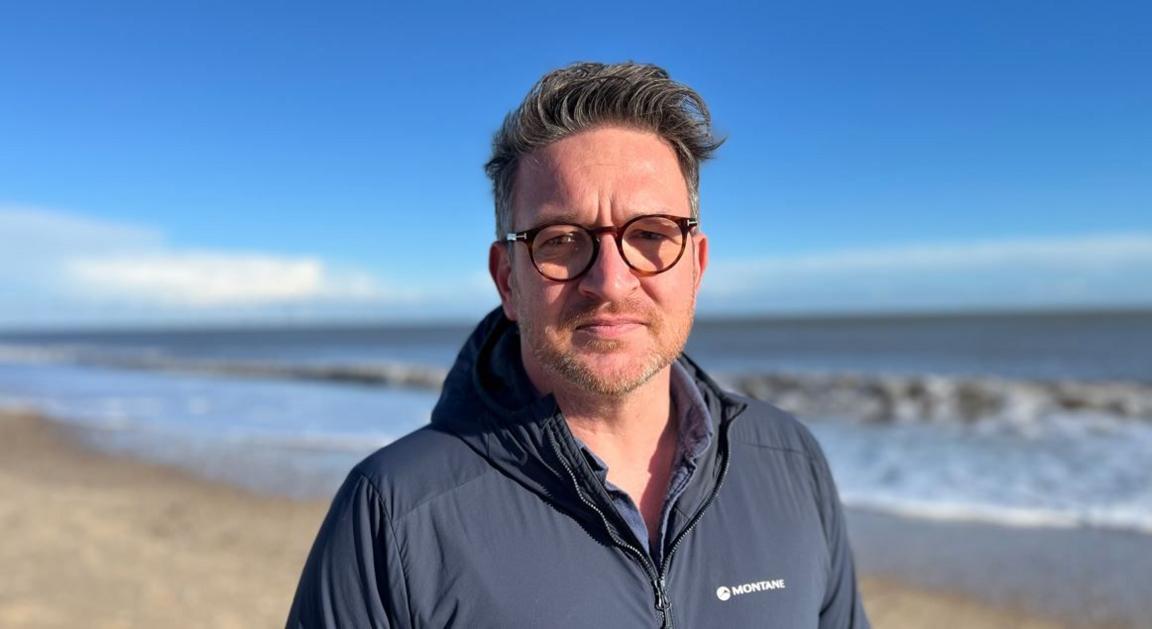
top-left (850, 510), bottom-right (1152, 627)
top-left (0, 408), bottom-right (1118, 628)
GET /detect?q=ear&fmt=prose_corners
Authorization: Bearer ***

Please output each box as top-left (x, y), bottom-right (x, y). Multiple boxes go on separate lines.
top-left (489, 242), bottom-right (518, 321)
top-left (692, 232), bottom-right (708, 292)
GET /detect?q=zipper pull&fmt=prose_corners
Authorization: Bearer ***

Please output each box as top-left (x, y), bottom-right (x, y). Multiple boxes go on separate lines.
top-left (653, 576), bottom-right (672, 628)
top-left (653, 577), bottom-right (670, 610)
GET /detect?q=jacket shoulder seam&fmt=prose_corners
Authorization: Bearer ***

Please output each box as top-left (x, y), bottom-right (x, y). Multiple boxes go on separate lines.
top-left (388, 468), bottom-right (498, 525)
top-left (729, 436), bottom-right (817, 461)
top-left (350, 469), bottom-right (415, 628)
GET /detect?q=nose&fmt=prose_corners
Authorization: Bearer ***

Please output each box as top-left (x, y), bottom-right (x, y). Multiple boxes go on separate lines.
top-left (577, 232), bottom-right (641, 301)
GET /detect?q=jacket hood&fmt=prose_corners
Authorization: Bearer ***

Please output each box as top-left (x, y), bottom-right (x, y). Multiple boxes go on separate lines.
top-left (430, 308), bottom-right (571, 501)
top-left (430, 307), bottom-right (747, 536)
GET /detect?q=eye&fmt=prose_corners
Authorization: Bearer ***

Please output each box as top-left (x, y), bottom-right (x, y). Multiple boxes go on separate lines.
top-left (540, 232), bottom-right (580, 248)
top-left (532, 226), bottom-right (587, 260)
top-left (625, 217), bottom-right (682, 247)
top-left (632, 230), bottom-right (670, 241)
top-left (626, 228), bottom-right (678, 248)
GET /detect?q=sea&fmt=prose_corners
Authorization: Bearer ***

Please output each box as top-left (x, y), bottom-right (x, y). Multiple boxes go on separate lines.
top-left (2, 309), bottom-right (1151, 535)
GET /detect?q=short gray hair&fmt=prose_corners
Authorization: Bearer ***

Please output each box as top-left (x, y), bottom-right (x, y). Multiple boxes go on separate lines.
top-left (484, 62), bottom-right (723, 239)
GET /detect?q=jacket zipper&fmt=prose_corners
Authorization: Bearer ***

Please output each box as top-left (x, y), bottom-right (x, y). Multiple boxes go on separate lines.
top-left (657, 425), bottom-right (732, 608)
top-left (545, 425), bottom-right (671, 627)
top-left (545, 394), bottom-right (741, 628)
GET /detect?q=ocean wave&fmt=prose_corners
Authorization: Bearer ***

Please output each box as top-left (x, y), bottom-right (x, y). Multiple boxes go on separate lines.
top-left (3, 402), bottom-right (400, 454)
top-left (218, 431), bottom-right (397, 452)
top-left (843, 494), bottom-right (1152, 536)
top-left (0, 343), bottom-right (448, 389)
top-left (5, 342), bottom-right (1152, 426)
top-left (0, 344), bottom-right (83, 363)
top-left (724, 371), bottom-right (1152, 426)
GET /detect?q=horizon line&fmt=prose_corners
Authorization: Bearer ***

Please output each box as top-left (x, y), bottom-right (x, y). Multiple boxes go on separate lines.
top-left (2, 303), bottom-right (1150, 336)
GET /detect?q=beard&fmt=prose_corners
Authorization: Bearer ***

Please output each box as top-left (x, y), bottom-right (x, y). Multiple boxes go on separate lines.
top-left (516, 293), bottom-right (695, 398)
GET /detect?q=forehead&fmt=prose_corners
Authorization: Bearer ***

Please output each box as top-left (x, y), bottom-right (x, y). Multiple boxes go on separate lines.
top-left (511, 126), bottom-right (689, 227)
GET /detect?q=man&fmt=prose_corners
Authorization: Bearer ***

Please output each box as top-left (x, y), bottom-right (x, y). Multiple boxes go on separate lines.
top-left (287, 62), bottom-right (869, 628)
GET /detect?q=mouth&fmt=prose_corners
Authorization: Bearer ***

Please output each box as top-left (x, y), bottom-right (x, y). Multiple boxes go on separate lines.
top-left (573, 317), bottom-right (647, 338)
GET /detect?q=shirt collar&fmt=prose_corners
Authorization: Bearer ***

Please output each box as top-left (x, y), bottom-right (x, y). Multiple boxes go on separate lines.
top-left (578, 360), bottom-right (715, 476)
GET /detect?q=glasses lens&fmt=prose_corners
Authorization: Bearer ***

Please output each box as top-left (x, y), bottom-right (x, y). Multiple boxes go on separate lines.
top-left (622, 216), bottom-right (686, 273)
top-left (531, 224), bottom-right (594, 280)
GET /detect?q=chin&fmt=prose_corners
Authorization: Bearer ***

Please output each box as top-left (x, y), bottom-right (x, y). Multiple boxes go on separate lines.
top-left (549, 347), bottom-right (674, 397)
top-left (520, 313), bottom-right (686, 397)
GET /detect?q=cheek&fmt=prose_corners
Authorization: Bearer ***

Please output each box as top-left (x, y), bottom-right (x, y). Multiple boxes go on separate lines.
top-left (511, 271), bottom-right (565, 316)
top-left (649, 272), bottom-right (694, 307)
top-left (523, 279), bottom-right (580, 324)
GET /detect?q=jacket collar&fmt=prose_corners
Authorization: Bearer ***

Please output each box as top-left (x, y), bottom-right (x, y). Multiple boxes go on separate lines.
top-left (430, 307), bottom-right (747, 533)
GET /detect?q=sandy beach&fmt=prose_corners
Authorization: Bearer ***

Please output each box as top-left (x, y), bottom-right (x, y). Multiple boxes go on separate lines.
top-left (0, 408), bottom-right (1111, 628)
top-left (0, 409), bottom-right (323, 628)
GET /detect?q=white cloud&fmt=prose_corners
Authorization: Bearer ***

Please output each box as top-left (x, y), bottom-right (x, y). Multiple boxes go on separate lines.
top-left (702, 233), bottom-right (1152, 313)
top-left (711, 233), bottom-right (1152, 279)
top-left (0, 205), bottom-right (494, 326)
top-left (66, 253), bottom-right (367, 306)
top-left (0, 204), bottom-right (164, 256)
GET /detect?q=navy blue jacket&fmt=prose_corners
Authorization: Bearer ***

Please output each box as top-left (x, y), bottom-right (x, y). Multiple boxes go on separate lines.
top-left (287, 309), bottom-right (869, 628)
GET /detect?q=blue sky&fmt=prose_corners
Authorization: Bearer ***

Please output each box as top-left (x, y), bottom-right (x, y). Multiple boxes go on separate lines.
top-left (1, 1), bottom-right (1149, 328)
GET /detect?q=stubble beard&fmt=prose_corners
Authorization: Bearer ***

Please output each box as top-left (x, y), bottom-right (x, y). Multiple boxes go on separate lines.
top-left (517, 292), bottom-right (696, 399)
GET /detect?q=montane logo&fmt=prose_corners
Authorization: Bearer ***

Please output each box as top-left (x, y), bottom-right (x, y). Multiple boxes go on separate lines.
top-left (715, 579), bottom-right (786, 601)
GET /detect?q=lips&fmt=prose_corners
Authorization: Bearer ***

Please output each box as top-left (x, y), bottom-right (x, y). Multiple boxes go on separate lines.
top-left (573, 317), bottom-right (647, 339)
top-left (578, 317), bottom-right (645, 328)
top-left (563, 300), bottom-right (656, 339)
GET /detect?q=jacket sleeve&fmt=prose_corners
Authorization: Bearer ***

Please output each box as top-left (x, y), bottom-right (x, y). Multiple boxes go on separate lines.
top-left (803, 427), bottom-right (871, 629)
top-left (286, 469), bottom-right (411, 628)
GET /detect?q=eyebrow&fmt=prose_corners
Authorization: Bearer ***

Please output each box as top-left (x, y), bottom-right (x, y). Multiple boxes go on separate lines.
top-left (523, 209), bottom-right (673, 230)
top-left (528, 210), bottom-right (584, 226)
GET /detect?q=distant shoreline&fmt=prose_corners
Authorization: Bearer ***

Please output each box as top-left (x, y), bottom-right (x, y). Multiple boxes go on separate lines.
top-left (698, 305), bottom-right (1152, 326)
top-left (1, 304), bottom-right (1150, 335)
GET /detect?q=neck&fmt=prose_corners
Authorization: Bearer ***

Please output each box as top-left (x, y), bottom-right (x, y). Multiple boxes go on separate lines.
top-left (524, 351), bottom-right (682, 542)
top-left (555, 370), bottom-right (674, 456)
top-left (522, 348), bottom-right (675, 449)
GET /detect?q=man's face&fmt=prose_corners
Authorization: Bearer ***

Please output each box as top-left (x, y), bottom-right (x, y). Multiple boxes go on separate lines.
top-left (490, 126), bottom-right (708, 397)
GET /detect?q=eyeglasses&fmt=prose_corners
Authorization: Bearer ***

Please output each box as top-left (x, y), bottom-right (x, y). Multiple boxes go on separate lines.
top-left (504, 213), bottom-right (699, 282)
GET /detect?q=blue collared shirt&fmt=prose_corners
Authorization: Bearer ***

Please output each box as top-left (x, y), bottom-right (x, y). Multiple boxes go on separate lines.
top-left (575, 361), bottom-right (715, 564)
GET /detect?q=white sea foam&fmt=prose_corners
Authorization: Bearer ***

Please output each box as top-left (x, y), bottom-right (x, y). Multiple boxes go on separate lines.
top-left (809, 419), bottom-right (1152, 536)
top-left (219, 430), bottom-right (397, 452)
top-left (842, 495), bottom-right (1152, 536)
top-left (5, 400), bottom-right (394, 453)
top-left (0, 344), bottom-right (80, 363)
top-left (730, 370), bottom-right (1152, 426)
